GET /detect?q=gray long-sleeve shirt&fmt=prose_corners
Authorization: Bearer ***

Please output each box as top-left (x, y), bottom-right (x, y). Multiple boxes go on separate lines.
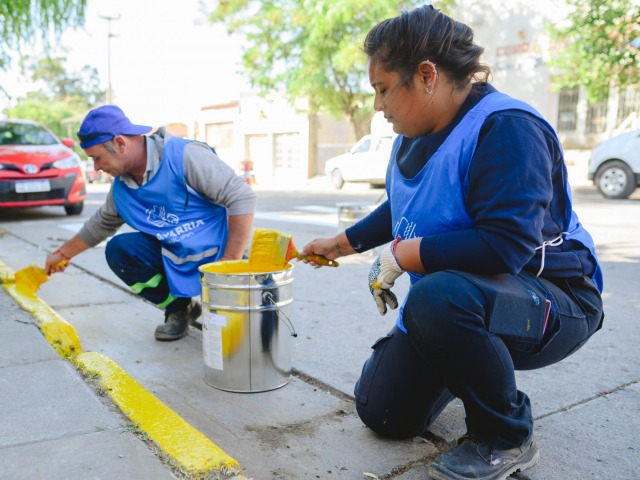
top-left (79, 128), bottom-right (256, 247)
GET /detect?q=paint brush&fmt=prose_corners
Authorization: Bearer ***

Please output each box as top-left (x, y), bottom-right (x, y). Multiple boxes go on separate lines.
top-left (14, 264), bottom-right (50, 295)
top-left (12, 260), bottom-right (67, 295)
top-left (249, 228), bottom-right (339, 267)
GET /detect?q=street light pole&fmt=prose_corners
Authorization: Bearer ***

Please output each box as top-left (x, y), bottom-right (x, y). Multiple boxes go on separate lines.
top-left (99, 14), bottom-right (121, 104)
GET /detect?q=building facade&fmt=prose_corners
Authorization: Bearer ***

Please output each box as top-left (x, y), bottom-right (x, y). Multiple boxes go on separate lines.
top-left (196, 1), bottom-right (638, 182)
top-left (460, 0), bottom-right (639, 148)
top-left (195, 93), bottom-right (354, 183)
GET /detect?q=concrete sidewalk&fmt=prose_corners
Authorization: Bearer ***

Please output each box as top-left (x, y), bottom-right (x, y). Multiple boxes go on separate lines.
top-left (0, 284), bottom-right (183, 479)
top-left (0, 185), bottom-right (639, 479)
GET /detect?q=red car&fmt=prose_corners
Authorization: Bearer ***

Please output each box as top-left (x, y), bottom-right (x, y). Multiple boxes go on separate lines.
top-left (0, 119), bottom-right (86, 215)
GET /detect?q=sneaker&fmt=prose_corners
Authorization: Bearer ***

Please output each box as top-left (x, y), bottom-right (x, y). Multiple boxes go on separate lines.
top-left (429, 434), bottom-right (539, 480)
top-left (154, 299), bottom-right (202, 341)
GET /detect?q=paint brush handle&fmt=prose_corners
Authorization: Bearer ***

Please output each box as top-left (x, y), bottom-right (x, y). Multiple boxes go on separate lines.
top-left (296, 254), bottom-right (339, 267)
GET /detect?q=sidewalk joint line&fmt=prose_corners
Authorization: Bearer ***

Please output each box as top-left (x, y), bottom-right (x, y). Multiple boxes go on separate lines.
top-left (535, 379), bottom-right (639, 421)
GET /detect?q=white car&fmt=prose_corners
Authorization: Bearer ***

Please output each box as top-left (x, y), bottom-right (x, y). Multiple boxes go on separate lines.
top-left (588, 129), bottom-right (640, 199)
top-left (324, 134), bottom-right (394, 189)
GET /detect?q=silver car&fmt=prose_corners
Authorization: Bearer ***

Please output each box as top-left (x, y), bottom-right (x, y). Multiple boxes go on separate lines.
top-left (588, 129), bottom-right (640, 199)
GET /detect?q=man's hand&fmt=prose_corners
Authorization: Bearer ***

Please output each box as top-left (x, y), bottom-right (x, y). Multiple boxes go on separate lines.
top-left (368, 238), bottom-right (405, 315)
top-left (45, 250), bottom-right (70, 275)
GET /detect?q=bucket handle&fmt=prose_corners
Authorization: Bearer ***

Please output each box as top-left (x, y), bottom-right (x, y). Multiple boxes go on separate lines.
top-left (263, 292), bottom-right (297, 338)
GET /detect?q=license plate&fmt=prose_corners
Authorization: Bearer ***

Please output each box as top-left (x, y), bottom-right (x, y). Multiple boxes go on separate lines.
top-left (15, 180), bottom-right (51, 193)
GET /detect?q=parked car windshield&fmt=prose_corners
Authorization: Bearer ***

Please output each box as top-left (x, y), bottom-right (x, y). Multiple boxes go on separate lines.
top-left (352, 137), bottom-right (372, 154)
top-left (0, 122), bottom-right (58, 146)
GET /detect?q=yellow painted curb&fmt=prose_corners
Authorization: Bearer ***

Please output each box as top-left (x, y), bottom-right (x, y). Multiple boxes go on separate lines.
top-left (3, 281), bottom-right (82, 359)
top-left (76, 351), bottom-right (239, 477)
top-left (0, 260), bottom-right (242, 478)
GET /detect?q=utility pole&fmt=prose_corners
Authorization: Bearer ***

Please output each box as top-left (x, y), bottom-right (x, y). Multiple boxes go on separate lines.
top-left (99, 14), bottom-right (121, 104)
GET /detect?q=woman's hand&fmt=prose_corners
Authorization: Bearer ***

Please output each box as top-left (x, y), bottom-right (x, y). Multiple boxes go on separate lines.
top-left (299, 232), bottom-right (354, 268)
top-left (368, 239), bottom-right (405, 315)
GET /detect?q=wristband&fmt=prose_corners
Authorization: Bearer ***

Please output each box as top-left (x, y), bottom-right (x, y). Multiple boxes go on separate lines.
top-left (55, 249), bottom-right (71, 261)
top-left (390, 236), bottom-right (403, 270)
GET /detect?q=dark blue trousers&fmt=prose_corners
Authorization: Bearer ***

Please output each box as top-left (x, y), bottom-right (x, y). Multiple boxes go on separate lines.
top-left (354, 270), bottom-right (603, 449)
top-left (105, 232), bottom-right (191, 313)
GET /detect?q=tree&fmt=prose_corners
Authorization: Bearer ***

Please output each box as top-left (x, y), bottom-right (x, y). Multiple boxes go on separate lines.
top-left (546, 0), bottom-right (640, 102)
top-left (209, 1), bottom-right (455, 139)
top-left (0, 0), bottom-right (86, 69)
top-left (5, 91), bottom-right (78, 137)
top-left (0, 0), bottom-right (87, 101)
top-left (20, 54), bottom-right (104, 107)
top-left (5, 56), bottom-right (104, 152)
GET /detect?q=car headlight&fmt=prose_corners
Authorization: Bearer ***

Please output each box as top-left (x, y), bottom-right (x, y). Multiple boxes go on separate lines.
top-left (53, 155), bottom-right (80, 169)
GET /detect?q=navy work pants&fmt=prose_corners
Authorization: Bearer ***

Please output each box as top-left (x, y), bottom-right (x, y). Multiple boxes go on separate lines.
top-left (354, 270), bottom-right (603, 449)
top-left (105, 232), bottom-right (191, 313)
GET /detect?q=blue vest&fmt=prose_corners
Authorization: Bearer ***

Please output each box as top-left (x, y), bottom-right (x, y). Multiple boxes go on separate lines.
top-left (387, 92), bottom-right (603, 332)
top-left (113, 137), bottom-right (228, 297)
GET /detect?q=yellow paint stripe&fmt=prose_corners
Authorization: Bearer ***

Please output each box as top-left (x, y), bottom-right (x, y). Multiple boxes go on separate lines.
top-left (75, 351), bottom-right (239, 477)
top-left (0, 260), bottom-right (243, 478)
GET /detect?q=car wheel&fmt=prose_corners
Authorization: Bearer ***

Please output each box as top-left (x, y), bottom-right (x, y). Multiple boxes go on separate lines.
top-left (64, 202), bottom-right (84, 216)
top-left (330, 169), bottom-right (344, 189)
top-left (595, 160), bottom-right (636, 199)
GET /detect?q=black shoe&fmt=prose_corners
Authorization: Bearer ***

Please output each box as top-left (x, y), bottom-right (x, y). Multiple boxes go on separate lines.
top-left (429, 434), bottom-right (539, 480)
top-left (154, 299), bottom-right (202, 341)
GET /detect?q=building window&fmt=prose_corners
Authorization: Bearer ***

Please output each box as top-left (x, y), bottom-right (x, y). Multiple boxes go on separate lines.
top-left (205, 122), bottom-right (234, 148)
top-left (617, 87), bottom-right (640, 128)
top-left (557, 87), bottom-right (579, 132)
top-left (585, 97), bottom-right (608, 134)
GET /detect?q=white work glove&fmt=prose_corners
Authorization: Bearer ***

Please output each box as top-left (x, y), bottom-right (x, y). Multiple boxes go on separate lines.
top-left (368, 238), bottom-right (405, 315)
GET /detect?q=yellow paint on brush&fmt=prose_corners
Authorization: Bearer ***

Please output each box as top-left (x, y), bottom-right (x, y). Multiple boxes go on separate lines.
top-left (14, 264), bottom-right (49, 295)
top-left (248, 227), bottom-right (339, 267)
top-left (249, 228), bottom-right (292, 266)
top-left (75, 351), bottom-right (240, 477)
top-left (12, 260), bottom-right (67, 295)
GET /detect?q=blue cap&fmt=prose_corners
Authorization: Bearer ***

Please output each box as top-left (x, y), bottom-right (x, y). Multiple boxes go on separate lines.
top-left (77, 105), bottom-right (152, 149)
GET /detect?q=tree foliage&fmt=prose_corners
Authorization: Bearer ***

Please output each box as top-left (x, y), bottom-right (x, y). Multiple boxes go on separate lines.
top-left (4, 56), bottom-right (104, 153)
top-left (19, 55), bottom-right (104, 106)
top-left (0, 0), bottom-right (87, 72)
top-left (209, 1), bottom-right (455, 138)
top-left (546, 0), bottom-right (640, 102)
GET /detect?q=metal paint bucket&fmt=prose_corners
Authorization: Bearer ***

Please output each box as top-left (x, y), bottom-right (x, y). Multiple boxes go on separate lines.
top-left (199, 260), bottom-right (294, 393)
top-left (337, 202), bottom-right (385, 256)
top-left (336, 202), bottom-right (375, 232)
